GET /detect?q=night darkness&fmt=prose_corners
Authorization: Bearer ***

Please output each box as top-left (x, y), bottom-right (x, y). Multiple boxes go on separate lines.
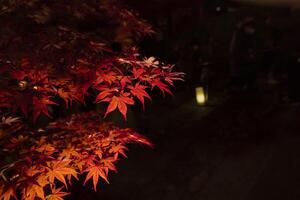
top-left (1, 0), bottom-right (300, 200)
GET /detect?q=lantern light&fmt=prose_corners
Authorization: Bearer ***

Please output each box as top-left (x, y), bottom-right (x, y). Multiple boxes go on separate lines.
top-left (195, 86), bottom-right (206, 105)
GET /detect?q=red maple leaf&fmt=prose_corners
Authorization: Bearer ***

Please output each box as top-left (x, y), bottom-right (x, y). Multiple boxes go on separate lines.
top-left (94, 86), bottom-right (118, 103)
top-left (120, 76), bottom-right (131, 89)
top-left (32, 96), bottom-right (58, 122)
top-left (150, 78), bottom-right (172, 96)
top-left (128, 83), bottom-right (151, 109)
top-left (132, 67), bottom-right (145, 79)
top-left (95, 71), bottom-right (117, 85)
top-left (104, 92), bottom-right (134, 120)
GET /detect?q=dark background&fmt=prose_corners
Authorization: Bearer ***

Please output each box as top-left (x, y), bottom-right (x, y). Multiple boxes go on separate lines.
top-left (69, 0), bottom-right (300, 199)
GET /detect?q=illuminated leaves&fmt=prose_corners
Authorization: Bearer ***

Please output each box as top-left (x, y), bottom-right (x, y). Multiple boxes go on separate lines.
top-left (143, 57), bottom-right (159, 67)
top-left (19, 168), bottom-right (47, 200)
top-left (1, 116), bottom-right (20, 126)
top-left (33, 96), bottom-right (57, 123)
top-left (104, 93), bottom-right (134, 120)
top-left (45, 161), bottom-right (78, 187)
top-left (46, 187), bottom-right (69, 200)
top-left (150, 78), bottom-right (173, 96)
top-left (95, 71), bottom-right (117, 85)
top-left (36, 143), bottom-right (56, 154)
top-left (59, 147), bottom-right (79, 159)
top-left (0, 54), bottom-right (183, 121)
top-left (164, 71), bottom-right (185, 86)
top-left (129, 83), bottom-right (151, 109)
top-left (0, 48), bottom-right (183, 121)
top-left (94, 86), bottom-right (118, 103)
top-left (84, 165), bottom-right (109, 191)
top-left (132, 67), bottom-right (145, 79)
top-left (22, 182), bottom-right (45, 200)
top-left (0, 1), bottom-right (184, 199)
top-left (0, 112), bottom-right (153, 199)
top-left (1, 185), bottom-right (17, 200)
top-left (109, 144), bottom-right (128, 159)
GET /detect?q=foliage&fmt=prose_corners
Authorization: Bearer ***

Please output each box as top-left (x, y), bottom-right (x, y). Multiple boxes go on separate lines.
top-left (0, 112), bottom-right (153, 200)
top-left (0, 0), bottom-right (183, 199)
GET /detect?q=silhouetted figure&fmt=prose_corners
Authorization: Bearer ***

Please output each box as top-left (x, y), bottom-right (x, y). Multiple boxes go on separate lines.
top-left (191, 37), bottom-right (214, 87)
top-left (262, 17), bottom-right (283, 84)
top-left (230, 17), bottom-right (258, 91)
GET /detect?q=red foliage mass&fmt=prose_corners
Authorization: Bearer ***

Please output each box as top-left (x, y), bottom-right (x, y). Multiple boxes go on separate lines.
top-left (0, 1), bottom-right (184, 199)
top-left (1, 112), bottom-right (155, 199)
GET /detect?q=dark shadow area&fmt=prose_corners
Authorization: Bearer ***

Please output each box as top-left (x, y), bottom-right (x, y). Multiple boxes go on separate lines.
top-left (69, 0), bottom-right (300, 199)
top-left (1, 1), bottom-right (300, 200)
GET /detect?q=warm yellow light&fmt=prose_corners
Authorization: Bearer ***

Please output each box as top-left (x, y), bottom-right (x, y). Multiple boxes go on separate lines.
top-left (195, 87), bottom-right (206, 105)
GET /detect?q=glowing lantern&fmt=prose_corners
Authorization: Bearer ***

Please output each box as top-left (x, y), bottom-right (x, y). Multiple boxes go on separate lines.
top-left (195, 86), bottom-right (206, 105)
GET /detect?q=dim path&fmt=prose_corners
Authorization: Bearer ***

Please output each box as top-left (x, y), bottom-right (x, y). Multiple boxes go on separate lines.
top-left (69, 89), bottom-right (300, 200)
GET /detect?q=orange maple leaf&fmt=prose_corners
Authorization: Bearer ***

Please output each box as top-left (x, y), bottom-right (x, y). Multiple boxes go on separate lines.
top-left (46, 187), bottom-right (69, 200)
top-left (22, 183), bottom-right (45, 200)
top-left (21, 172), bottom-right (47, 200)
top-left (22, 168), bottom-right (49, 200)
top-left (36, 143), bottom-right (56, 155)
top-left (59, 146), bottom-right (79, 159)
top-left (1, 185), bottom-right (17, 200)
top-left (84, 165), bottom-right (109, 191)
top-left (46, 160), bottom-right (77, 187)
top-left (109, 144), bottom-right (128, 159)
top-left (100, 157), bottom-right (117, 175)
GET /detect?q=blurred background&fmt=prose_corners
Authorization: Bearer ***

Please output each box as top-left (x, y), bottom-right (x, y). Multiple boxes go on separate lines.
top-left (70, 0), bottom-right (300, 199)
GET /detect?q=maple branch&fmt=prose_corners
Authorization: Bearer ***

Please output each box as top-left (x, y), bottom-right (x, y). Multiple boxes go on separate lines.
top-left (0, 163), bottom-right (15, 182)
top-left (0, 1), bottom-right (183, 199)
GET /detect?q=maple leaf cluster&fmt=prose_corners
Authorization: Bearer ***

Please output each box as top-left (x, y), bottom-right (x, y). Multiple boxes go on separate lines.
top-left (0, 45), bottom-right (183, 121)
top-left (0, 112), bottom-right (153, 200)
top-left (0, 1), bottom-right (184, 199)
